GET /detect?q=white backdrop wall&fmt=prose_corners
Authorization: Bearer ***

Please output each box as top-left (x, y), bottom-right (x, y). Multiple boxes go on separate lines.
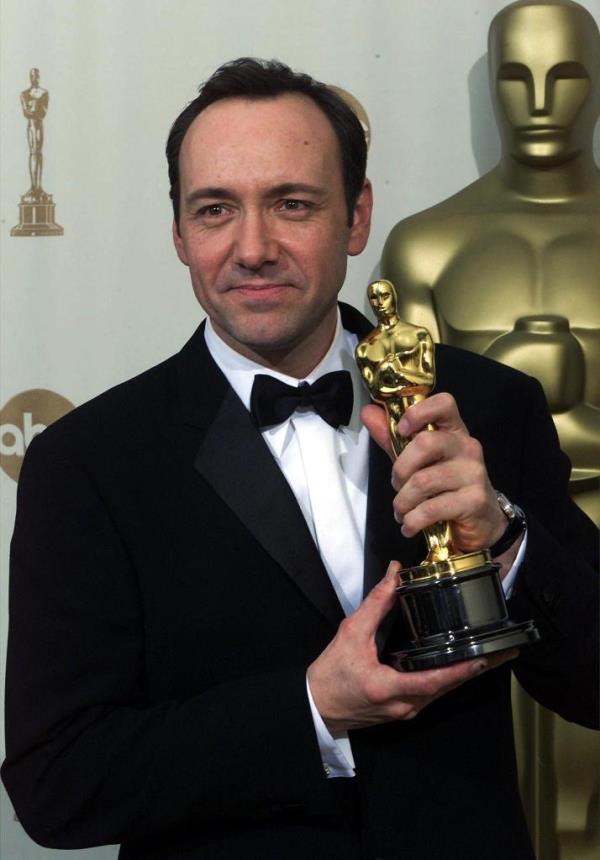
top-left (1, 2), bottom-right (599, 858)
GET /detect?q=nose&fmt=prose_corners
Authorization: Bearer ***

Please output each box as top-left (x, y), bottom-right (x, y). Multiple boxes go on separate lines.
top-left (529, 69), bottom-right (550, 116)
top-left (233, 210), bottom-right (278, 271)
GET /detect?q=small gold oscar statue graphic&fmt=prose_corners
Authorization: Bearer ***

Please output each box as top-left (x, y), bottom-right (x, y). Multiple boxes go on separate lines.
top-left (11, 68), bottom-right (63, 237)
top-left (356, 280), bottom-right (539, 670)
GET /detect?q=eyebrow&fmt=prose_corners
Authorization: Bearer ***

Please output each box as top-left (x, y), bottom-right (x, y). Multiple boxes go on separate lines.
top-left (268, 183), bottom-right (327, 198)
top-left (184, 182), bottom-right (327, 208)
top-left (497, 60), bottom-right (589, 78)
top-left (184, 188), bottom-right (232, 208)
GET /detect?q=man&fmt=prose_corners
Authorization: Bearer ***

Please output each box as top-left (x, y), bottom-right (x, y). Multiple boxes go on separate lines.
top-left (2, 58), bottom-right (597, 860)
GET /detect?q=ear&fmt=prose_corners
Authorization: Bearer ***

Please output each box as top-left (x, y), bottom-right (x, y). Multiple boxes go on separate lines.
top-left (172, 219), bottom-right (189, 267)
top-left (347, 179), bottom-right (373, 257)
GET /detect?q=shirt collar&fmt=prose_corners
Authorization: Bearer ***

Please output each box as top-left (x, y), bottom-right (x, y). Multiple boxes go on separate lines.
top-left (204, 309), bottom-right (369, 444)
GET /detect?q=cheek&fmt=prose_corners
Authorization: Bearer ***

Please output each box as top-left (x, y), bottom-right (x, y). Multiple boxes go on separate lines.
top-left (186, 239), bottom-right (228, 287)
top-left (551, 79), bottom-right (591, 123)
top-left (306, 224), bottom-right (350, 266)
top-left (496, 82), bottom-right (529, 124)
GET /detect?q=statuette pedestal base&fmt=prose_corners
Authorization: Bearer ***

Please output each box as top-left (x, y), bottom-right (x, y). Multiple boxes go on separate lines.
top-left (388, 551), bottom-right (540, 671)
top-left (11, 193), bottom-right (63, 237)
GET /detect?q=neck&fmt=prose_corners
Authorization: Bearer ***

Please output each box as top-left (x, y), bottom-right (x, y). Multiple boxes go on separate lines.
top-left (497, 148), bottom-right (600, 202)
top-left (247, 343), bottom-right (330, 379)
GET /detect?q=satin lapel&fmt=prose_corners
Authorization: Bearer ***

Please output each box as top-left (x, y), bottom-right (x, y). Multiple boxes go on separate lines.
top-left (363, 439), bottom-right (426, 600)
top-left (194, 386), bottom-right (345, 630)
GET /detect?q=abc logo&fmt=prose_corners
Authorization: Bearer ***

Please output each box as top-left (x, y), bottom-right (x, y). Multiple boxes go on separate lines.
top-left (328, 86), bottom-right (371, 150)
top-left (0, 389), bottom-right (74, 482)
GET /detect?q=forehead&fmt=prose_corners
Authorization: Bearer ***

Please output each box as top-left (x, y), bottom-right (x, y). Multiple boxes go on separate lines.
top-left (490, 6), bottom-right (597, 70)
top-left (370, 287), bottom-right (392, 303)
top-left (179, 93), bottom-right (343, 190)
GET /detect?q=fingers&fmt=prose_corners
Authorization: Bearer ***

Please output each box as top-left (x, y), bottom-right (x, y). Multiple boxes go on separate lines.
top-left (387, 396), bottom-right (504, 549)
top-left (386, 657), bottom-right (488, 699)
top-left (391, 434), bottom-right (484, 501)
top-left (382, 647), bottom-right (520, 721)
top-left (361, 394), bottom-right (468, 463)
top-left (391, 431), bottom-right (488, 531)
top-left (396, 483), bottom-right (492, 540)
top-left (391, 428), bottom-right (483, 488)
top-left (361, 394), bottom-right (467, 456)
top-left (398, 392), bottom-right (467, 437)
top-left (482, 647), bottom-right (519, 671)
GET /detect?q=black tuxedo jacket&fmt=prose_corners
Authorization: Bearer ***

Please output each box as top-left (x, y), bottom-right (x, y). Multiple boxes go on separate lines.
top-left (3, 304), bottom-right (598, 860)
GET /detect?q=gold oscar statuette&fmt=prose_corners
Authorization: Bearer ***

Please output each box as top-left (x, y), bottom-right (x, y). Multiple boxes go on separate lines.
top-left (356, 280), bottom-right (539, 670)
top-left (11, 68), bottom-right (63, 237)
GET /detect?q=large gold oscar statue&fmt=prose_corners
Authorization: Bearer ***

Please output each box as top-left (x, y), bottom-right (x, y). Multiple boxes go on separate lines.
top-left (381, 2), bottom-right (599, 858)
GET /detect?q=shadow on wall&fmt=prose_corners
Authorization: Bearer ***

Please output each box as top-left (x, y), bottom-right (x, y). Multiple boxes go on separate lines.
top-left (468, 54), bottom-right (501, 175)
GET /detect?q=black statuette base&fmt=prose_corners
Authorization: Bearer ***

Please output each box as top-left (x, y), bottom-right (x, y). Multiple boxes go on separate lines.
top-left (387, 561), bottom-right (540, 671)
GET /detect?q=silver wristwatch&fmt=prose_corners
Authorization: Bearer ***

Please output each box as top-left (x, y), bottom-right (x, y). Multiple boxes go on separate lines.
top-left (491, 491), bottom-right (527, 557)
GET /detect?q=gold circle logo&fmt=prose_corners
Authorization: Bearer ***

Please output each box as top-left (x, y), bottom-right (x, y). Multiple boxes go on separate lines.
top-left (0, 389), bottom-right (74, 482)
top-left (328, 85), bottom-right (372, 150)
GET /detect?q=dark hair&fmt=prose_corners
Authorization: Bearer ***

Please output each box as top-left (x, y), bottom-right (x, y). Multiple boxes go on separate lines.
top-left (166, 57), bottom-right (367, 227)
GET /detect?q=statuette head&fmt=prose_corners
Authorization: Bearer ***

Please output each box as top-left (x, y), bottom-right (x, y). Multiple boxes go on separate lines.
top-left (488, 1), bottom-right (600, 165)
top-left (367, 279), bottom-right (398, 323)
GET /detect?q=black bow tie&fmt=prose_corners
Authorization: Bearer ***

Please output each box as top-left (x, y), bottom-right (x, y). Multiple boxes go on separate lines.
top-left (250, 370), bottom-right (354, 429)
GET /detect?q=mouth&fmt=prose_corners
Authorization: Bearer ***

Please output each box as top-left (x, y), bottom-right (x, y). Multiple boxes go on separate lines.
top-left (518, 125), bottom-right (563, 137)
top-left (229, 283), bottom-right (293, 295)
top-left (225, 283), bottom-right (297, 304)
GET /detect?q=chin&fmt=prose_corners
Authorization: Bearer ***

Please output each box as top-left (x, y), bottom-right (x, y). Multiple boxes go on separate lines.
top-left (512, 142), bottom-right (578, 168)
top-left (227, 322), bottom-right (304, 355)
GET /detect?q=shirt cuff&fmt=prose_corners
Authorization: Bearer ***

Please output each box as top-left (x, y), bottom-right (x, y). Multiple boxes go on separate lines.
top-left (305, 676), bottom-right (355, 778)
top-left (501, 530), bottom-right (528, 599)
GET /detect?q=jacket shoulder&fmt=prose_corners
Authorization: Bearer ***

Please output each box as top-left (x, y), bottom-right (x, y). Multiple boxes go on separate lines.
top-left (435, 342), bottom-right (540, 400)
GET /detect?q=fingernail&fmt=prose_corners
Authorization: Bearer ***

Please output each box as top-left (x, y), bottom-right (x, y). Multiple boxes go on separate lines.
top-left (385, 561), bottom-right (400, 580)
top-left (398, 417), bottom-right (409, 435)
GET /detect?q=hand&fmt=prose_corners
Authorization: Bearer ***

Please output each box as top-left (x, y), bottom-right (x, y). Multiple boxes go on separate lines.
top-left (307, 564), bottom-right (518, 734)
top-left (361, 393), bottom-right (508, 555)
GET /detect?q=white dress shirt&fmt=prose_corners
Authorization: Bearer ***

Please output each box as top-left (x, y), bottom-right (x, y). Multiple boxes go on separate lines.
top-left (204, 312), bottom-right (525, 778)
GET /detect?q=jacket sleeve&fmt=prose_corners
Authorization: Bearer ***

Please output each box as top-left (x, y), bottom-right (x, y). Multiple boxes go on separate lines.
top-left (1, 432), bottom-right (327, 849)
top-left (503, 376), bottom-right (599, 729)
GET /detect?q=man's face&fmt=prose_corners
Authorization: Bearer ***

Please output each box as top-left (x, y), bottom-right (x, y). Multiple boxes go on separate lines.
top-left (490, 5), bottom-right (600, 166)
top-left (173, 93), bottom-right (372, 375)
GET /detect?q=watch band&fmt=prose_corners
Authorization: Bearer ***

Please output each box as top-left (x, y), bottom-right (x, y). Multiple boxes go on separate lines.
top-left (490, 491), bottom-right (527, 557)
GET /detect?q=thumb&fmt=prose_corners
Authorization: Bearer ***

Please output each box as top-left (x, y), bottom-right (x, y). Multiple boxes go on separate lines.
top-left (351, 561), bottom-right (401, 639)
top-left (360, 404), bottom-right (395, 462)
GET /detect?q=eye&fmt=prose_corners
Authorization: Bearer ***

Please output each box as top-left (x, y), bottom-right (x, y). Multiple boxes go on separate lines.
top-left (497, 62), bottom-right (530, 82)
top-left (197, 203), bottom-right (227, 218)
top-left (278, 199), bottom-right (310, 213)
top-left (549, 61), bottom-right (589, 81)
